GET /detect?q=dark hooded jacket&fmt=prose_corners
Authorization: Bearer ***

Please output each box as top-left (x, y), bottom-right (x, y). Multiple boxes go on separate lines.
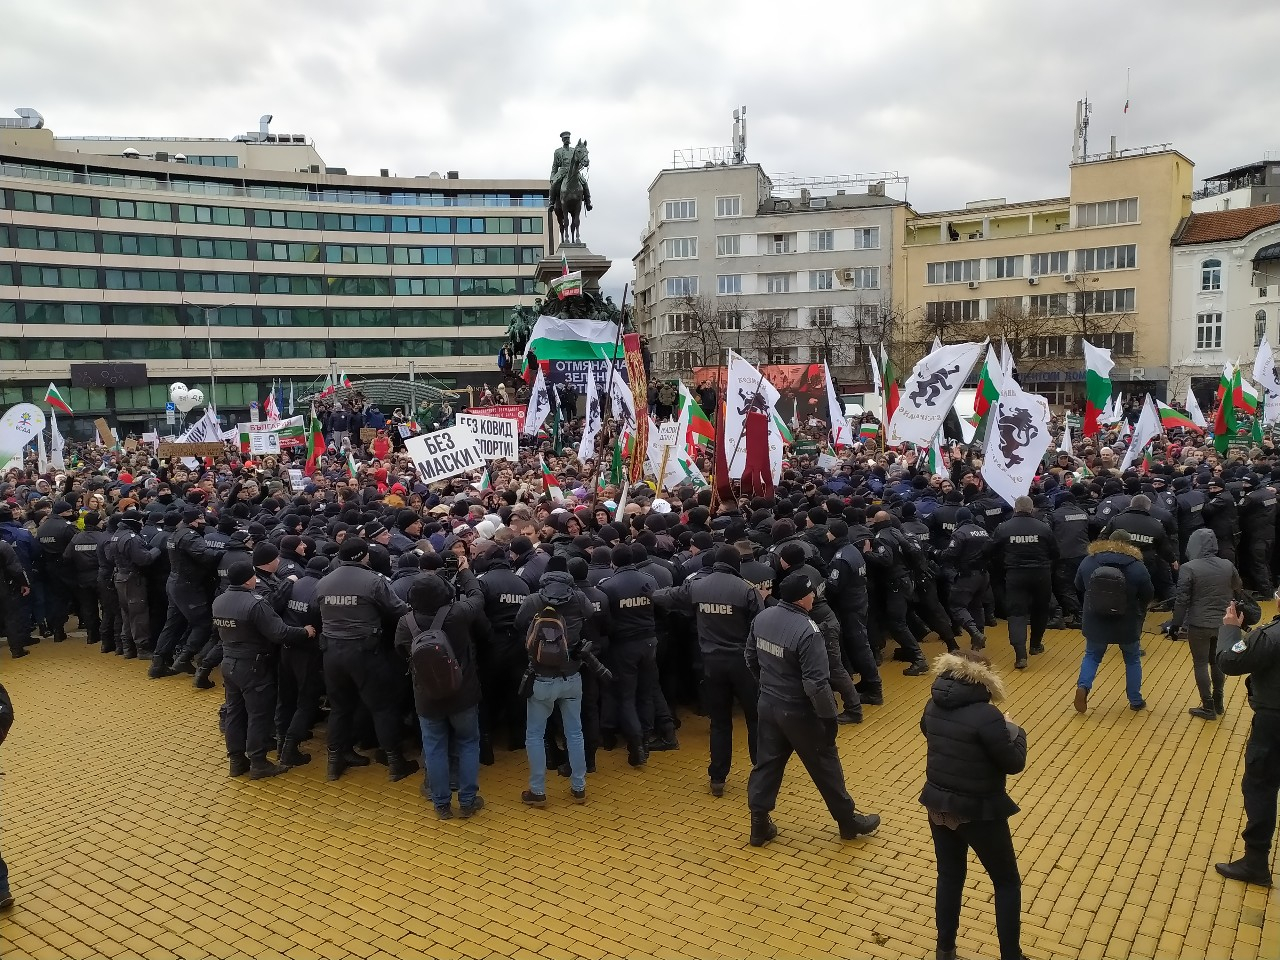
top-left (1171, 528), bottom-right (1242, 631)
top-left (393, 569), bottom-right (487, 719)
top-left (919, 652), bottom-right (1026, 821)
top-left (1075, 537), bottom-right (1154, 645)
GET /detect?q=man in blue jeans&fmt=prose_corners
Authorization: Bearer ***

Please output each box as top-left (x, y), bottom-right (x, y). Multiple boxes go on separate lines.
top-left (514, 557), bottom-right (600, 806)
top-left (393, 559), bottom-right (488, 820)
top-left (1073, 529), bottom-right (1154, 712)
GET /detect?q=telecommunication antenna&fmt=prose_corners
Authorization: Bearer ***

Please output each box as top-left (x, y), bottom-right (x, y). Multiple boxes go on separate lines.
top-left (732, 105), bottom-right (747, 164)
top-left (1072, 96), bottom-right (1093, 163)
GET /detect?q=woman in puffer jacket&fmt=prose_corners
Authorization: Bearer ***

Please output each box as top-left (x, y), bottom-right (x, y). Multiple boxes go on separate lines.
top-left (920, 650), bottom-right (1028, 960)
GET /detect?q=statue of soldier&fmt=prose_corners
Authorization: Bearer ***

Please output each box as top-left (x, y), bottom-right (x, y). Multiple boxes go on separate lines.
top-left (550, 130), bottom-right (592, 212)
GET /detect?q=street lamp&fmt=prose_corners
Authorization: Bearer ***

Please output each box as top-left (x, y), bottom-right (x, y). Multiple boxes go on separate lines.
top-left (181, 299), bottom-right (238, 414)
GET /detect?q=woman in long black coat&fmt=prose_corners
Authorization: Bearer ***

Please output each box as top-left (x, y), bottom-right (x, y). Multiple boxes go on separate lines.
top-left (920, 650), bottom-right (1028, 960)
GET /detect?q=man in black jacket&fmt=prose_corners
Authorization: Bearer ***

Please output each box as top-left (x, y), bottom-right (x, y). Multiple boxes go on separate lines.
top-left (1202, 476), bottom-right (1239, 564)
top-left (157, 508), bottom-right (224, 677)
top-left (826, 523), bottom-right (883, 706)
top-left (35, 500), bottom-right (77, 642)
top-left (1102, 494), bottom-right (1178, 606)
top-left (0, 540), bottom-right (31, 659)
top-left (214, 560), bottom-right (314, 780)
top-left (274, 556), bottom-right (329, 767)
top-left (994, 497), bottom-right (1058, 669)
top-left (654, 546), bottom-right (764, 796)
top-left (938, 507), bottom-right (992, 649)
top-left (1237, 476), bottom-right (1278, 599)
top-left (112, 509), bottom-right (162, 660)
top-left (316, 538), bottom-right (416, 782)
top-left (63, 512), bottom-right (105, 649)
top-left (867, 512), bottom-right (929, 676)
top-left (478, 546), bottom-right (532, 756)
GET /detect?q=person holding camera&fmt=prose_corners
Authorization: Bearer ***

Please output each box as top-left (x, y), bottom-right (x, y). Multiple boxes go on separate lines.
top-left (513, 556), bottom-right (607, 807)
top-left (1214, 593), bottom-right (1280, 887)
top-left (1169, 528), bottom-right (1244, 721)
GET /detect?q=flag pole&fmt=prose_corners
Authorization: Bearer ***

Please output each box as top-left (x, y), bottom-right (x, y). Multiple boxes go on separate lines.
top-left (589, 283), bottom-right (629, 512)
top-left (724, 351), bottom-right (771, 489)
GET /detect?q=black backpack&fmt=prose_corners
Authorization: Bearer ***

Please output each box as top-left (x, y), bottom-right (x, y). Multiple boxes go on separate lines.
top-left (525, 602), bottom-right (571, 670)
top-left (1086, 564), bottom-right (1129, 617)
top-left (408, 605), bottom-right (461, 699)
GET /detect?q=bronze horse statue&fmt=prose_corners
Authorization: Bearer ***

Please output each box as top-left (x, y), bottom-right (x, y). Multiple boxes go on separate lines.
top-left (553, 139), bottom-right (589, 245)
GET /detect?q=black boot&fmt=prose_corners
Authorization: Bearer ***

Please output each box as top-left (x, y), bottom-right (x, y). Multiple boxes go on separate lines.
top-left (1188, 701), bottom-right (1218, 721)
top-left (229, 754), bottom-right (250, 778)
top-left (192, 666), bottom-right (215, 689)
top-left (749, 812), bottom-right (778, 847)
top-left (479, 735), bottom-right (495, 766)
top-left (646, 730), bottom-right (679, 752)
top-left (326, 748), bottom-right (346, 781)
top-left (1214, 689), bottom-right (1225, 716)
top-left (1215, 851), bottom-right (1273, 887)
top-left (387, 752), bottom-right (420, 783)
top-left (278, 738), bottom-right (311, 766)
top-left (627, 740), bottom-right (648, 767)
top-left (122, 641), bottom-right (137, 660)
top-left (967, 626), bottom-right (986, 650)
top-left (249, 757), bottom-right (288, 780)
top-left (171, 654), bottom-right (197, 675)
top-left (147, 656), bottom-right (175, 679)
top-left (859, 684), bottom-right (884, 706)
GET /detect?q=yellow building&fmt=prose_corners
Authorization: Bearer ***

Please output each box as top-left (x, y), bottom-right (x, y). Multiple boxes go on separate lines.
top-left (900, 147), bottom-right (1193, 407)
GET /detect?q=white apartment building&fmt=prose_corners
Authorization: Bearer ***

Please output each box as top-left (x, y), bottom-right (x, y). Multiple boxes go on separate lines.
top-left (632, 161), bottom-right (907, 379)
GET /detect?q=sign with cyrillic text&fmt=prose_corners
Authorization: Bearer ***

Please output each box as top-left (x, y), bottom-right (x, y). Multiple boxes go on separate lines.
top-left (454, 413), bottom-right (519, 461)
top-left (405, 425), bottom-right (484, 484)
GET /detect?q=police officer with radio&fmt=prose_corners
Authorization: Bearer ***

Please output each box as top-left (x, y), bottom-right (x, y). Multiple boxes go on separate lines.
top-left (215, 560), bottom-right (314, 780)
top-left (745, 574), bottom-right (881, 847)
top-left (35, 500), bottom-right (77, 642)
top-left (654, 546), bottom-right (763, 796)
top-left (314, 538), bottom-right (417, 783)
top-left (993, 496), bottom-right (1058, 669)
top-left (1215, 598), bottom-right (1280, 887)
top-left (112, 509), bottom-right (161, 660)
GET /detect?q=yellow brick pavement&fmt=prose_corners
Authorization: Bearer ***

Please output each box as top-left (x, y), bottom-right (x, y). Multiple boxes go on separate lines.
top-left (1, 614), bottom-right (1277, 960)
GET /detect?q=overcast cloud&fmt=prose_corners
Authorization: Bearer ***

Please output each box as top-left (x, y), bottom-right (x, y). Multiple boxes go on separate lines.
top-left (4, 0), bottom-right (1277, 297)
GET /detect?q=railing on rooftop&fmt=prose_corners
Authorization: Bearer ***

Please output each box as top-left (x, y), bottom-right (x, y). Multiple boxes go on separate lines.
top-left (0, 161), bottom-right (547, 208)
top-left (1076, 142), bottom-right (1174, 164)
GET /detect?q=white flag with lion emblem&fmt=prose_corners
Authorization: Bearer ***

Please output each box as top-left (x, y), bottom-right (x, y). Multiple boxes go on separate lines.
top-left (723, 350), bottom-right (782, 479)
top-left (980, 369), bottom-right (1052, 509)
top-left (887, 341), bottom-right (984, 446)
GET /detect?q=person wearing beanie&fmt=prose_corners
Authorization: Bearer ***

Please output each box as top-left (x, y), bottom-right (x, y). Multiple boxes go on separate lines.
top-left (313, 538), bottom-right (417, 783)
top-left (63, 510), bottom-right (107, 650)
top-left (213, 558), bottom-right (314, 780)
top-left (598, 539), bottom-right (679, 765)
top-left (743, 570), bottom-right (880, 847)
top-left (586, 545), bottom-right (613, 586)
top-left (276, 535), bottom-right (305, 579)
top-left (938, 505), bottom-right (995, 650)
top-left (653, 544), bottom-right (762, 796)
top-left (993, 496), bottom-right (1058, 669)
top-left (34, 498), bottom-right (78, 641)
top-left (153, 504), bottom-right (225, 679)
top-left (1073, 527), bottom-right (1154, 712)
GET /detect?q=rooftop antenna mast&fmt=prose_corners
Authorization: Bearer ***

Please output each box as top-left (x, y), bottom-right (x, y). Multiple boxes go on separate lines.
top-left (1072, 95), bottom-right (1093, 163)
top-left (732, 105), bottom-right (747, 164)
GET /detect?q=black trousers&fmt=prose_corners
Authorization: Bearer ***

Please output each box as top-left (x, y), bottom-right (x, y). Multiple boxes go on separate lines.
top-left (223, 656), bottom-right (278, 762)
top-left (747, 698), bottom-right (855, 827)
top-left (611, 638), bottom-right (673, 746)
top-left (914, 577), bottom-right (958, 649)
top-left (930, 816), bottom-right (1022, 960)
top-left (43, 572), bottom-right (71, 637)
top-left (1145, 556), bottom-right (1173, 602)
top-left (114, 576), bottom-right (149, 650)
top-left (323, 643), bottom-right (403, 755)
top-left (1004, 568), bottom-right (1052, 655)
top-left (1243, 537), bottom-right (1275, 594)
top-left (1241, 709), bottom-right (1280, 857)
top-left (873, 583), bottom-right (923, 663)
top-left (836, 599), bottom-right (881, 691)
top-left (73, 584), bottom-right (101, 647)
top-left (820, 620), bottom-right (860, 711)
top-left (1, 585), bottom-right (32, 654)
top-left (98, 579), bottom-right (120, 651)
top-left (275, 645), bottom-right (324, 741)
top-left (947, 572), bottom-right (989, 638)
top-left (1187, 627), bottom-right (1225, 707)
top-left (701, 653), bottom-right (758, 783)
top-left (480, 647), bottom-right (528, 751)
top-left (1052, 557), bottom-right (1083, 618)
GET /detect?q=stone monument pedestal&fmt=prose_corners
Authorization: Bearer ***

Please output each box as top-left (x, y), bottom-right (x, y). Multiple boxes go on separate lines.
top-left (536, 242), bottom-right (612, 295)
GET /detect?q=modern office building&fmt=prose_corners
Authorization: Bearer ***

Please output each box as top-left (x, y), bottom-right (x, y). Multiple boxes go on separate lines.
top-left (632, 149), bottom-right (908, 384)
top-left (900, 146), bottom-right (1192, 406)
top-left (1168, 204), bottom-right (1280, 403)
top-left (0, 110), bottom-right (548, 435)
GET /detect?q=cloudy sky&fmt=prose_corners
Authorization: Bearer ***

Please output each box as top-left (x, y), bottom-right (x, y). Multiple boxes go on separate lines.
top-left (5, 0), bottom-right (1277, 295)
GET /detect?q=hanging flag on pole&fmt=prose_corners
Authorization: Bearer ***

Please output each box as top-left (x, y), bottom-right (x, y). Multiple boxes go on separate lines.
top-left (886, 340), bottom-right (984, 447)
top-left (303, 404), bottom-right (326, 476)
top-left (823, 362), bottom-right (852, 448)
top-left (980, 355), bottom-right (1052, 508)
top-left (1081, 340), bottom-right (1115, 438)
top-left (49, 409), bottom-right (66, 471)
top-left (523, 367), bottom-right (553, 437)
top-left (345, 448), bottom-right (359, 478)
top-left (880, 345), bottom-right (901, 425)
top-left (1120, 395), bottom-right (1161, 471)
top-left (264, 390), bottom-right (281, 423)
top-left (44, 383), bottom-right (73, 416)
top-left (1185, 383), bottom-right (1208, 430)
top-left (676, 380), bottom-right (714, 456)
top-left (970, 345), bottom-right (1003, 430)
top-left (723, 350), bottom-right (783, 481)
top-left (1156, 400), bottom-right (1205, 434)
top-left (541, 457), bottom-right (564, 502)
top-left (548, 252), bottom-right (584, 300)
top-left (578, 371), bottom-right (603, 463)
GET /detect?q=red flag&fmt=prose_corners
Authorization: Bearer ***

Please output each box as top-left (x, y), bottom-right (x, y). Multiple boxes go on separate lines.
top-left (713, 400), bottom-right (733, 505)
top-left (740, 410), bottom-right (774, 499)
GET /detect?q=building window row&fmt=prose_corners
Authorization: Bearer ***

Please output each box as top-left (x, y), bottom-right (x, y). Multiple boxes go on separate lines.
top-left (0, 300), bottom-right (512, 329)
top-left (1012, 332), bottom-right (1136, 359)
top-left (0, 335), bottom-right (511, 363)
top-left (930, 288), bottom-right (1136, 323)
top-left (1075, 197), bottom-right (1139, 227)
top-left (3, 188), bottom-right (545, 234)
top-left (928, 246), bottom-right (1136, 284)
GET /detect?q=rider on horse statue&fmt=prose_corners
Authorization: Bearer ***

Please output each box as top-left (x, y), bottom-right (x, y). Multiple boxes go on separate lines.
top-left (550, 130), bottom-right (592, 214)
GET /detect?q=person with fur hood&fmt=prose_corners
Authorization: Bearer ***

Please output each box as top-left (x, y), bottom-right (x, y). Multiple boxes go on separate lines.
top-left (1073, 528), bottom-right (1154, 712)
top-left (920, 650), bottom-right (1028, 960)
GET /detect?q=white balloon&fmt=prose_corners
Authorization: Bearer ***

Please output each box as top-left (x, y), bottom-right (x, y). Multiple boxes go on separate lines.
top-left (169, 382), bottom-right (189, 403)
top-left (186, 389), bottom-right (205, 408)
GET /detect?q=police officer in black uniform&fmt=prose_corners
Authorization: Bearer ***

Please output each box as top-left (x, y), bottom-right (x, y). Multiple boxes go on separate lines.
top-left (1050, 489), bottom-right (1091, 629)
top-left (315, 537), bottom-right (417, 782)
top-left (214, 560), bottom-right (315, 780)
top-left (477, 544), bottom-right (532, 756)
top-left (938, 507), bottom-right (992, 649)
top-left (1203, 476), bottom-right (1239, 564)
top-left (274, 555), bottom-right (329, 767)
top-left (0, 538), bottom-right (32, 658)
top-left (1102, 494), bottom-right (1178, 604)
top-left (35, 500), bottom-right (77, 642)
top-left (112, 509), bottom-right (161, 659)
top-left (825, 522), bottom-right (883, 706)
top-left (96, 515), bottom-right (122, 654)
top-left (1215, 598), bottom-right (1280, 887)
top-left (654, 546), bottom-right (763, 796)
top-left (994, 496), bottom-right (1058, 669)
top-left (745, 574), bottom-right (880, 847)
top-left (63, 512), bottom-right (105, 649)
top-left (866, 511), bottom-right (929, 676)
top-left (1174, 476), bottom-right (1206, 561)
top-left (156, 507), bottom-right (224, 677)
top-left (1238, 475), bottom-right (1278, 599)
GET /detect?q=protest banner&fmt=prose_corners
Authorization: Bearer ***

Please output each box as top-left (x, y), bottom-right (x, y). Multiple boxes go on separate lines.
top-left (453, 413), bottom-right (519, 461)
top-left (404, 425), bottom-right (484, 484)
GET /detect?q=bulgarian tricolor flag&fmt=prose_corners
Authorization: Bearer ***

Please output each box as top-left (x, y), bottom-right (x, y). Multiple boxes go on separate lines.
top-left (1156, 401), bottom-right (1204, 434)
top-left (548, 253), bottom-right (583, 300)
top-left (303, 404), bottom-right (326, 475)
top-left (677, 381), bottom-right (714, 449)
top-left (339, 370), bottom-right (351, 389)
top-left (346, 449), bottom-right (359, 477)
top-left (859, 421), bottom-right (879, 442)
top-left (477, 467), bottom-right (492, 493)
top-left (771, 412), bottom-right (794, 444)
top-left (1213, 363), bottom-right (1237, 454)
top-left (520, 315), bottom-right (623, 380)
top-left (971, 346), bottom-right (1001, 429)
top-left (541, 457), bottom-right (564, 502)
top-left (871, 345), bottom-right (901, 425)
top-left (1237, 376), bottom-right (1260, 416)
top-left (44, 382), bottom-right (73, 415)
top-left (1081, 340), bottom-right (1115, 438)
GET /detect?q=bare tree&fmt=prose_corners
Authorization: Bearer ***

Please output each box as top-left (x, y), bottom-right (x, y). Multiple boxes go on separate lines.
top-left (1057, 272), bottom-right (1131, 356)
top-left (744, 308), bottom-right (791, 366)
top-left (653, 293), bottom-right (728, 378)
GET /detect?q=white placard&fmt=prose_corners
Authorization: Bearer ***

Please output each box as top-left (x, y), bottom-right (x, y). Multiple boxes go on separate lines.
top-left (453, 413), bottom-right (519, 461)
top-left (405, 425), bottom-right (484, 484)
top-left (656, 422), bottom-right (681, 447)
top-left (249, 431), bottom-right (281, 455)
top-left (817, 453), bottom-right (839, 469)
top-left (287, 468), bottom-right (305, 489)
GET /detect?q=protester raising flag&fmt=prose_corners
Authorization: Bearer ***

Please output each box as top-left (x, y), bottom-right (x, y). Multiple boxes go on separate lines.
top-left (869, 345), bottom-right (901, 426)
top-left (1156, 401), bottom-right (1204, 434)
top-left (859, 421), bottom-right (879, 442)
top-left (540, 457), bottom-right (564, 502)
top-left (1120, 396), bottom-right (1161, 471)
top-left (970, 345), bottom-right (1002, 430)
top-left (477, 466), bottom-right (492, 494)
top-left (346, 448), bottom-right (359, 477)
top-left (823, 362), bottom-right (853, 448)
top-left (1081, 339), bottom-right (1114, 438)
top-left (1212, 363), bottom-right (1237, 454)
top-left (303, 405), bottom-right (326, 476)
top-left (677, 381), bottom-right (714, 450)
top-left (980, 347), bottom-right (1052, 507)
top-left (44, 382), bottom-right (73, 416)
top-left (1185, 383), bottom-right (1208, 429)
top-left (548, 253), bottom-right (584, 300)
top-left (886, 340), bottom-right (984, 447)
